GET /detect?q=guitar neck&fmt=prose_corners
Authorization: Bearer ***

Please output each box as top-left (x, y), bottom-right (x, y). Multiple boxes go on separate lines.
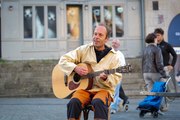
top-left (80, 65), bottom-right (131, 79)
top-left (82, 68), bottom-right (116, 79)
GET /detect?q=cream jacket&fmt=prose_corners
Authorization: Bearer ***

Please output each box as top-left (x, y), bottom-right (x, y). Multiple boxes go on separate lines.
top-left (58, 43), bottom-right (122, 98)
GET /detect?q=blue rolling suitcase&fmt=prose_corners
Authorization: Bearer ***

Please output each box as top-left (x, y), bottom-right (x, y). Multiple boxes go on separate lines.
top-left (137, 81), bottom-right (166, 118)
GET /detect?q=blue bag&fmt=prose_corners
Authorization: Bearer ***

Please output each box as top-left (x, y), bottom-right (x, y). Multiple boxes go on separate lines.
top-left (138, 81), bottom-right (166, 110)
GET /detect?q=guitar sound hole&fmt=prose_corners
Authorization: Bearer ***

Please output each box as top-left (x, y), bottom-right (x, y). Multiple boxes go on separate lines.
top-left (74, 73), bottom-right (81, 83)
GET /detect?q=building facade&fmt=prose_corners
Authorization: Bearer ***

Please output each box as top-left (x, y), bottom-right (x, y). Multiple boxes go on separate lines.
top-left (1, 0), bottom-right (180, 60)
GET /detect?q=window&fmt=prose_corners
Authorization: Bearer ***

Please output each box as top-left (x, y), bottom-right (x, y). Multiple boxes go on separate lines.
top-left (104, 6), bottom-right (113, 37)
top-left (23, 6), bottom-right (57, 39)
top-left (152, 1), bottom-right (159, 11)
top-left (48, 6), bottom-right (57, 38)
top-left (24, 6), bottom-right (33, 38)
top-left (92, 6), bottom-right (101, 31)
top-left (35, 6), bottom-right (45, 39)
top-left (92, 5), bottom-right (124, 37)
top-left (115, 6), bottom-right (124, 37)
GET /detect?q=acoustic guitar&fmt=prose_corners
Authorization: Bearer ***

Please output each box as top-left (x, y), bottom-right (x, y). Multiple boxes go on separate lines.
top-left (52, 63), bottom-right (132, 99)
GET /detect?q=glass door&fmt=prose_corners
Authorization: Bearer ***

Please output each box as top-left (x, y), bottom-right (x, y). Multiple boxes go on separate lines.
top-left (66, 5), bottom-right (83, 51)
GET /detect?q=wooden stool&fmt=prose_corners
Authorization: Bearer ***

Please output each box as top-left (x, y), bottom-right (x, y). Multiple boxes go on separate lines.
top-left (83, 104), bottom-right (93, 120)
top-left (82, 104), bottom-right (110, 120)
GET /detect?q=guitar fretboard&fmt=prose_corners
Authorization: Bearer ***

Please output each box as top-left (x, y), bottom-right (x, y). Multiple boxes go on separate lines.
top-left (84, 69), bottom-right (117, 79)
top-left (81, 65), bottom-right (130, 79)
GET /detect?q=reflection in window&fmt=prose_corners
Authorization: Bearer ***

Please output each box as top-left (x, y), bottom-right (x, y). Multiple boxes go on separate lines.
top-left (92, 6), bottom-right (101, 31)
top-left (35, 6), bottom-right (44, 39)
top-left (115, 6), bottom-right (124, 37)
top-left (48, 6), bottom-right (57, 38)
top-left (66, 6), bottom-right (80, 40)
top-left (91, 5), bottom-right (124, 37)
top-left (104, 6), bottom-right (112, 37)
top-left (23, 6), bottom-right (57, 39)
top-left (24, 6), bottom-right (33, 38)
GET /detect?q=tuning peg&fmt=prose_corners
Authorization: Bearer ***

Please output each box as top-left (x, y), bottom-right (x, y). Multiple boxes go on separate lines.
top-left (126, 63), bottom-right (133, 72)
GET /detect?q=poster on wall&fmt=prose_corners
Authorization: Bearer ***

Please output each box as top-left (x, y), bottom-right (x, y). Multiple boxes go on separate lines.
top-left (168, 13), bottom-right (180, 86)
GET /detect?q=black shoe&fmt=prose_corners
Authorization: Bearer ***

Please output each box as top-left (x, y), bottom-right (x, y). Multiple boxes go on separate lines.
top-left (123, 99), bottom-right (129, 106)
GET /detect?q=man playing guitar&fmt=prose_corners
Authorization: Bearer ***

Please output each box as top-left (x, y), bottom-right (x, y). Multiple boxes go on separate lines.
top-left (58, 24), bottom-right (122, 120)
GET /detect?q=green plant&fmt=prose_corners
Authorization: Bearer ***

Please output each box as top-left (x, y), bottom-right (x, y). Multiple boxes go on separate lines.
top-left (0, 59), bottom-right (6, 64)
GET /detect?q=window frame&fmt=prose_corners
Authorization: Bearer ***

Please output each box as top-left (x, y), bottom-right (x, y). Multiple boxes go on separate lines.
top-left (23, 5), bottom-right (58, 41)
top-left (91, 4), bottom-right (125, 38)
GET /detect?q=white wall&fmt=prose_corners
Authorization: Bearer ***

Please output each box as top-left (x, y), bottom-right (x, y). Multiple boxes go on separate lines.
top-left (1, 1), bottom-right (22, 60)
top-left (145, 0), bottom-right (180, 41)
top-left (1, 0), bottom-right (146, 60)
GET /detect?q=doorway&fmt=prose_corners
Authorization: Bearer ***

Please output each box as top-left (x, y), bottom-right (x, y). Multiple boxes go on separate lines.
top-left (66, 5), bottom-right (83, 51)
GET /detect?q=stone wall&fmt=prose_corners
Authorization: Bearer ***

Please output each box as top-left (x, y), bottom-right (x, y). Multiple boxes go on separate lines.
top-left (0, 60), bottom-right (58, 97)
top-left (0, 58), bottom-right (143, 98)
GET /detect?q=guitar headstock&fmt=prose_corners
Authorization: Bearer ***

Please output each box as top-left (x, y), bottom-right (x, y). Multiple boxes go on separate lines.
top-left (116, 64), bottom-right (133, 73)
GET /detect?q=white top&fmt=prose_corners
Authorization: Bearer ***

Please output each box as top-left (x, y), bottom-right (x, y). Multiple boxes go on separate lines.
top-left (116, 50), bottom-right (126, 66)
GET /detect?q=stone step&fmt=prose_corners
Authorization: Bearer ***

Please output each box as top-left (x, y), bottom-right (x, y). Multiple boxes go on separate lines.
top-left (120, 73), bottom-right (145, 98)
top-left (122, 78), bottom-right (144, 84)
top-left (123, 72), bottom-right (142, 78)
top-left (122, 82), bottom-right (145, 90)
top-left (124, 90), bottom-right (145, 99)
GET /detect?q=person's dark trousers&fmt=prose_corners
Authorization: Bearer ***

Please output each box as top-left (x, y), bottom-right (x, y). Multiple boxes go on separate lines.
top-left (67, 98), bottom-right (82, 119)
top-left (119, 86), bottom-right (129, 105)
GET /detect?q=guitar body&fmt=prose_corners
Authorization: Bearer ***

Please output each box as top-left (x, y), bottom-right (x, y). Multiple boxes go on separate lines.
top-left (52, 63), bottom-right (93, 99)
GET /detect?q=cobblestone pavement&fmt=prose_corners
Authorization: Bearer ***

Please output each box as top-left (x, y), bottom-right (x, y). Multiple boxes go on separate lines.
top-left (0, 98), bottom-right (180, 120)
